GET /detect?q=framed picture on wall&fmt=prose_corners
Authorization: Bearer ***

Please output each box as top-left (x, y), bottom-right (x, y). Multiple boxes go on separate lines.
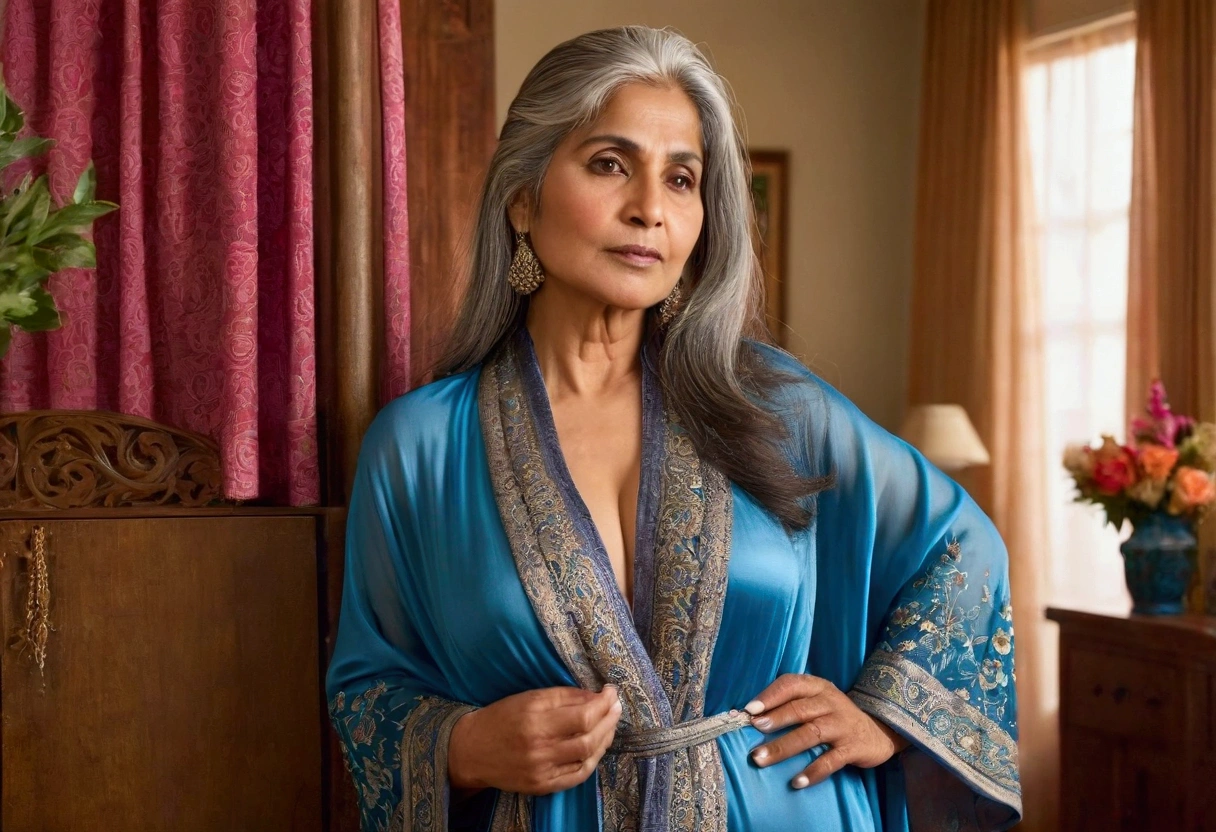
top-left (749, 150), bottom-right (789, 345)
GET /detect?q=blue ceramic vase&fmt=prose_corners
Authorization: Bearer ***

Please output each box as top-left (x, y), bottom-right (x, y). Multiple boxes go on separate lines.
top-left (1119, 512), bottom-right (1197, 615)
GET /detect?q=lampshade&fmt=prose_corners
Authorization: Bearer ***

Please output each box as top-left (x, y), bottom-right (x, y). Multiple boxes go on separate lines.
top-left (897, 404), bottom-right (991, 471)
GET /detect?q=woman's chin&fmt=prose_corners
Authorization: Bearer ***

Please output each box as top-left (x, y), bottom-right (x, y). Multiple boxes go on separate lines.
top-left (538, 283), bottom-right (667, 316)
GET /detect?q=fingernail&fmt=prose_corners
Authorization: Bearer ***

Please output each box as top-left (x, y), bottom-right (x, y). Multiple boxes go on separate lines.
top-left (792, 775), bottom-right (809, 789)
top-left (744, 700), bottom-right (765, 715)
top-left (611, 698), bottom-right (622, 712)
top-left (751, 747), bottom-right (768, 763)
top-left (752, 716), bottom-right (772, 730)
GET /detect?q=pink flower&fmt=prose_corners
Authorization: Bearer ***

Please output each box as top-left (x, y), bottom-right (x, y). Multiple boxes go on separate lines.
top-left (1130, 379), bottom-right (1194, 449)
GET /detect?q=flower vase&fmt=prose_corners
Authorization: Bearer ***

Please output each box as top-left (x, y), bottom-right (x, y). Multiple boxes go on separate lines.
top-left (1119, 513), bottom-right (1197, 615)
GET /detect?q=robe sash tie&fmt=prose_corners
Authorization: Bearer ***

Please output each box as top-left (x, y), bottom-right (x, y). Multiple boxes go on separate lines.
top-left (610, 710), bottom-right (753, 757)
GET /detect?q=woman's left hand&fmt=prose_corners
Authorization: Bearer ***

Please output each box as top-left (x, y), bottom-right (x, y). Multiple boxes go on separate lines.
top-left (745, 673), bottom-right (910, 790)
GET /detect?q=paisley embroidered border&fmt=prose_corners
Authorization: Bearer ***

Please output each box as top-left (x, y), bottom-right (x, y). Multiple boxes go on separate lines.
top-left (850, 648), bottom-right (1022, 814)
top-left (479, 354), bottom-right (602, 692)
top-left (398, 696), bottom-right (479, 832)
top-left (480, 341), bottom-right (670, 830)
top-left (649, 422), bottom-right (734, 828)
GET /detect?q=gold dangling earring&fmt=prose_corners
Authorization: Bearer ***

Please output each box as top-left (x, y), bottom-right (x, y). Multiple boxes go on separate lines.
top-left (658, 281), bottom-right (684, 326)
top-left (507, 231), bottom-right (545, 295)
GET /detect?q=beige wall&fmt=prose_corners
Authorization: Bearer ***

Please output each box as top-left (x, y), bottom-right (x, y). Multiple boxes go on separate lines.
top-left (496, 0), bottom-right (927, 430)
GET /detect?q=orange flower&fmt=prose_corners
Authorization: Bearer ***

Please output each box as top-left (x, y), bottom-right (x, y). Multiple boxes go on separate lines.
top-left (1138, 445), bottom-right (1179, 483)
top-left (1169, 466), bottom-right (1216, 514)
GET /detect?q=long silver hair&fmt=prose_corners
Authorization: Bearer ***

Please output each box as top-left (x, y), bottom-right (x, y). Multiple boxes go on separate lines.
top-left (438, 26), bottom-right (830, 527)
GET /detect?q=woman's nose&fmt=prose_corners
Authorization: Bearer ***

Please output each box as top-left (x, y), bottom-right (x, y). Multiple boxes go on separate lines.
top-left (624, 177), bottom-right (664, 228)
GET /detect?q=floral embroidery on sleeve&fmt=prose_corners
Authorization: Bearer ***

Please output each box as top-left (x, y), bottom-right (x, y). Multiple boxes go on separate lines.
top-left (329, 681), bottom-right (407, 832)
top-left (875, 539), bottom-right (1016, 726)
top-left (850, 538), bottom-right (1022, 825)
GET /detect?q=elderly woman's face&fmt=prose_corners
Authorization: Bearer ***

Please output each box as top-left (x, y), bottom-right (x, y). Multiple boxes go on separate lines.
top-left (512, 82), bottom-right (705, 313)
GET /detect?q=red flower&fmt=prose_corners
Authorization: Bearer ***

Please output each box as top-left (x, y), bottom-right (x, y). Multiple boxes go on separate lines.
top-left (1091, 439), bottom-right (1137, 495)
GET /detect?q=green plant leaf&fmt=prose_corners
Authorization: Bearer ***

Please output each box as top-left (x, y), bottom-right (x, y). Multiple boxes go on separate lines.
top-left (0, 285), bottom-right (37, 322)
top-left (73, 162), bottom-right (97, 204)
top-left (0, 89), bottom-right (22, 136)
top-left (30, 184), bottom-right (51, 228)
top-left (2, 248), bottom-right (51, 290)
top-left (34, 200), bottom-right (117, 241)
top-left (11, 286), bottom-right (61, 332)
top-left (2, 174), bottom-right (50, 242)
top-left (37, 236), bottom-right (96, 270)
top-left (0, 80), bottom-right (115, 347)
top-left (0, 136), bottom-right (53, 169)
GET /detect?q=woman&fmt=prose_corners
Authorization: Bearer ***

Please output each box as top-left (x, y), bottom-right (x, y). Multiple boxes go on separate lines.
top-left (327, 25), bottom-right (1020, 832)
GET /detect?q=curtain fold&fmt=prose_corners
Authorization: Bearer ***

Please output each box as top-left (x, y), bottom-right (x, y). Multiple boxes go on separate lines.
top-left (906, 2), bottom-right (1057, 830)
top-left (378, 0), bottom-right (411, 402)
top-left (1, 0), bottom-right (318, 505)
top-left (1126, 0), bottom-right (1216, 613)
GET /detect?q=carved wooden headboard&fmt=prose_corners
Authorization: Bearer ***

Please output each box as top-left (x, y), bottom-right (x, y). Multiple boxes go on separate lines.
top-left (0, 410), bottom-right (224, 510)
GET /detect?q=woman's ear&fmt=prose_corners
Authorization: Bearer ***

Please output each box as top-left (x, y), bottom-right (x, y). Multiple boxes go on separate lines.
top-left (507, 190), bottom-right (533, 235)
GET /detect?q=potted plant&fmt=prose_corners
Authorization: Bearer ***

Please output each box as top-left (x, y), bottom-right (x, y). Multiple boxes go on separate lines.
top-left (0, 74), bottom-right (117, 357)
top-left (1063, 380), bottom-right (1216, 614)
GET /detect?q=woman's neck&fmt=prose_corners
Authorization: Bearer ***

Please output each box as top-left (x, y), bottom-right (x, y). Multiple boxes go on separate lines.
top-left (524, 284), bottom-right (646, 399)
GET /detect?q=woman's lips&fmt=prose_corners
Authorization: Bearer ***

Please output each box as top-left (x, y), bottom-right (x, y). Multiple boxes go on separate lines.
top-left (608, 245), bottom-right (662, 266)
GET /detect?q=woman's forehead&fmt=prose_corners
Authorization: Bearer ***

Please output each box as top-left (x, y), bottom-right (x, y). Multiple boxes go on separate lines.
top-left (571, 84), bottom-right (704, 155)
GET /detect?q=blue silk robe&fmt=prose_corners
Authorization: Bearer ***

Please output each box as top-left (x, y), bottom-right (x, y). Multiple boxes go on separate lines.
top-left (327, 332), bottom-right (1021, 832)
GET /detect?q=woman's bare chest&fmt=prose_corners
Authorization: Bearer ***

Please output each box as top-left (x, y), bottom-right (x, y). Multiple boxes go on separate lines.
top-left (550, 391), bottom-right (643, 605)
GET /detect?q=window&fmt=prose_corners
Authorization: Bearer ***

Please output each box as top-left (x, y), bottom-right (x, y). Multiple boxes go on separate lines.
top-left (1025, 22), bottom-right (1136, 613)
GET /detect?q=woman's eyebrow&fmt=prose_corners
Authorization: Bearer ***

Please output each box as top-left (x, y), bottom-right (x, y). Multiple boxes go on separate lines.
top-left (577, 133), bottom-right (703, 166)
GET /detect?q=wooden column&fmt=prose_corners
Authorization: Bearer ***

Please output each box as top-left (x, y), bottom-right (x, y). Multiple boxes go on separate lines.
top-left (315, 0), bottom-right (384, 509)
top-left (401, 0), bottom-right (497, 385)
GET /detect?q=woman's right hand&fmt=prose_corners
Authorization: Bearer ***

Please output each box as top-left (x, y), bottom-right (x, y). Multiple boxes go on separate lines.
top-left (448, 685), bottom-right (622, 795)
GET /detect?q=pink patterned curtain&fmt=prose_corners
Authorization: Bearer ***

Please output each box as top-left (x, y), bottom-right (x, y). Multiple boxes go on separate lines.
top-left (379, 0), bottom-right (412, 402)
top-left (2, 0), bottom-right (318, 505)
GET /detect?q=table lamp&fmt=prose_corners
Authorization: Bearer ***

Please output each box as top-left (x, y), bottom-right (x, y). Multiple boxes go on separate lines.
top-left (897, 404), bottom-right (990, 471)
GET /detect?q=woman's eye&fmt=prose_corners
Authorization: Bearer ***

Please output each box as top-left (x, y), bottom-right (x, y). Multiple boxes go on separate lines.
top-left (592, 158), bottom-right (623, 174)
top-left (672, 175), bottom-right (695, 190)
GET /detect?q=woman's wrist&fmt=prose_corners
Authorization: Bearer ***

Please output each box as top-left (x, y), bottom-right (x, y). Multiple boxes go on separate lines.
top-left (448, 708), bottom-right (488, 792)
top-left (871, 716), bottom-right (911, 755)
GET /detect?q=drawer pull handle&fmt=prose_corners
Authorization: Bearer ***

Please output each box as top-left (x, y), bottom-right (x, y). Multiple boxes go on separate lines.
top-left (7, 524), bottom-right (51, 677)
top-left (1112, 686), bottom-right (1129, 703)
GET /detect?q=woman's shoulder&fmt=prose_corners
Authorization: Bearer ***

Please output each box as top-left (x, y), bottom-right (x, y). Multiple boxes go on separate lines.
top-left (360, 366), bottom-right (483, 464)
top-left (745, 340), bottom-right (868, 426)
top-left (744, 340), bottom-right (908, 471)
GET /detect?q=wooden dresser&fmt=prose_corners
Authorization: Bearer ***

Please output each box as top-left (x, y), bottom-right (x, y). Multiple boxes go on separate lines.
top-left (1048, 607), bottom-right (1216, 831)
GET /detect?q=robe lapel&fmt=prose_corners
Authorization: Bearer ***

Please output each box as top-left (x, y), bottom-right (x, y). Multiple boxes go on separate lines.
top-left (479, 330), bottom-right (735, 832)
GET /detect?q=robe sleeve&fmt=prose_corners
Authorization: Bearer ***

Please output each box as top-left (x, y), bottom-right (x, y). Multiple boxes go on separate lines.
top-left (325, 408), bottom-right (479, 832)
top-left (757, 344), bottom-right (1021, 832)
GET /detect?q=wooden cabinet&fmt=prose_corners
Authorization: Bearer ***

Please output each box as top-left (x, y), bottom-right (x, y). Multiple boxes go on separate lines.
top-left (0, 411), bottom-right (336, 831)
top-left (0, 513), bottom-right (326, 832)
top-left (1049, 607), bottom-right (1216, 831)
